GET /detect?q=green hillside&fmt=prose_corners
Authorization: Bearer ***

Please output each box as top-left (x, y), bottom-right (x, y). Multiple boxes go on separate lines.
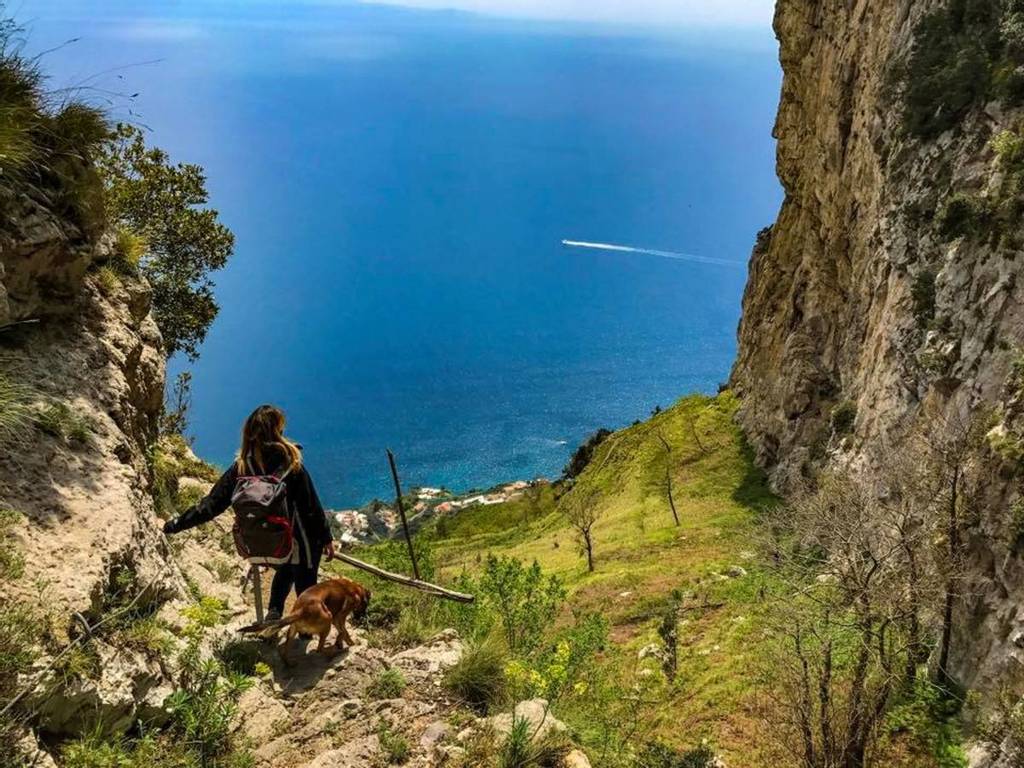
top-left (328, 392), bottom-right (782, 765)
top-left (440, 392), bottom-right (778, 759)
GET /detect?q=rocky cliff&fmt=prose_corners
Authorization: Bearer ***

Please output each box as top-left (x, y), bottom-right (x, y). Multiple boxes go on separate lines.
top-left (731, 0), bottom-right (1024, 695)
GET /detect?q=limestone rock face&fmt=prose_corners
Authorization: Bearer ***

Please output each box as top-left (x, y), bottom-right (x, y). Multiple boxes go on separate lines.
top-left (731, 0), bottom-right (1024, 694)
top-left (0, 190), bottom-right (105, 325)
top-left (1, 273), bottom-right (168, 622)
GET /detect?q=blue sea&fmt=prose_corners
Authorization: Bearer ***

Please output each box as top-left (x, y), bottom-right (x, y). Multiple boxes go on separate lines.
top-left (28, 1), bottom-right (782, 507)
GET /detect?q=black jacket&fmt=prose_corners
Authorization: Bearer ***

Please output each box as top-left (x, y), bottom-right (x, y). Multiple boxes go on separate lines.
top-left (164, 450), bottom-right (331, 549)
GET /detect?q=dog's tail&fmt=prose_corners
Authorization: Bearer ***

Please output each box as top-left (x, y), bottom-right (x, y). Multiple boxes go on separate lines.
top-left (238, 613), bottom-right (298, 636)
top-left (353, 589), bottom-right (371, 622)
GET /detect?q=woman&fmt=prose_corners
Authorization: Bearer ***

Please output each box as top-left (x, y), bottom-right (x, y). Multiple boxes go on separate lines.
top-left (163, 404), bottom-right (335, 620)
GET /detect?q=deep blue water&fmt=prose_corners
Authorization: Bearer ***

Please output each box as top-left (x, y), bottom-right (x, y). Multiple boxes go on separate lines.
top-left (27, 2), bottom-right (782, 507)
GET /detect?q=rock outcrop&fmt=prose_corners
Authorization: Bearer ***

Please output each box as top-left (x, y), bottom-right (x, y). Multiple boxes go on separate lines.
top-left (731, 0), bottom-right (1024, 697)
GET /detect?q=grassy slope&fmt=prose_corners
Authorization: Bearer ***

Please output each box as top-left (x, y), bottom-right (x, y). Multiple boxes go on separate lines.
top-left (429, 392), bottom-right (780, 764)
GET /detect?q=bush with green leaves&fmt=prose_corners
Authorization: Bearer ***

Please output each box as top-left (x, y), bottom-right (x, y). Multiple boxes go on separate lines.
top-left (886, 681), bottom-right (967, 768)
top-left (478, 555), bottom-right (565, 655)
top-left (367, 537), bottom-right (437, 582)
top-left (154, 593), bottom-right (251, 766)
top-left (898, 0), bottom-right (1005, 138)
top-left (96, 124), bottom-right (234, 361)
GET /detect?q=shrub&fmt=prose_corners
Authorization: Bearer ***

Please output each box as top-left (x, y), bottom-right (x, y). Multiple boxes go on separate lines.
top-left (637, 741), bottom-right (718, 768)
top-left (368, 667), bottom-right (406, 699)
top-left (830, 400), bottom-right (858, 436)
top-left (53, 643), bottom-right (102, 684)
top-left (912, 268), bottom-right (938, 327)
top-left (168, 621), bottom-right (251, 763)
top-left (937, 193), bottom-right (987, 239)
top-left (444, 638), bottom-right (509, 713)
top-left (218, 639), bottom-right (263, 677)
top-left (0, 507), bottom-right (25, 580)
top-left (478, 555), bottom-right (565, 655)
top-left (992, 127), bottom-right (1024, 165)
top-left (112, 226), bottom-right (147, 273)
top-left (181, 595), bottom-right (227, 637)
top-left (563, 428), bottom-right (613, 479)
top-left (377, 722), bottom-right (411, 765)
top-left (120, 616), bottom-right (174, 658)
top-left (35, 401), bottom-right (92, 445)
top-left (60, 730), bottom-right (191, 768)
top-left (507, 613), bottom-right (609, 702)
top-left (363, 591), bottom-right (403, 629)
top-left (898, 0), bottom-right (1004, 138)
top-left (94, 264), bottom-right (121, 295)
top-left (368, 537), bottom-right (436, 582)
top-left (886, 682), bottom-right (967, 768)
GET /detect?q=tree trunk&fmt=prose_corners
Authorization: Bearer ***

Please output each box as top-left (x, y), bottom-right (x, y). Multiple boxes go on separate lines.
top-left (937, 466), bottom-right (960, 687)
top-left (665, 469), bottom-right (680, 526)
top-left (584, 530), bottom-right (594, 572)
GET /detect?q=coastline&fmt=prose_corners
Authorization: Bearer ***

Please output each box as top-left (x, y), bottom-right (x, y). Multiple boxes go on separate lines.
top-left (328, 477), bottom-right (553, 544)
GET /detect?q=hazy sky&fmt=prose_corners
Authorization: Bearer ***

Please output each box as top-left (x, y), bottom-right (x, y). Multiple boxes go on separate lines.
top-left (363, 0), bottom-right (776, 27)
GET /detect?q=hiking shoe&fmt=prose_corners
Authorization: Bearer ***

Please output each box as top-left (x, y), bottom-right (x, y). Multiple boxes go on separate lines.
top-left (265, 609), bottom-right (282, 622)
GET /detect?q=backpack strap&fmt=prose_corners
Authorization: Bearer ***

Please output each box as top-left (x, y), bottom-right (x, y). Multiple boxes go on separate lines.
top-left (245, 451), bottom-right (293, 482)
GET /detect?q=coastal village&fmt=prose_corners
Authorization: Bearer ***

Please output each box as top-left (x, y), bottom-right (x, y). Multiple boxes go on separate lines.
top-left (329, 478), bottom-right (547, 544)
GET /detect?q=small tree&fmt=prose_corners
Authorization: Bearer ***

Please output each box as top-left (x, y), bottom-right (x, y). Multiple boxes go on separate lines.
top-left (161, 370), bottom-right (193, 437)
top-left (916, 409), bottom-right (987, 688)
top-left (655, 432), bottom-right (680, 526)
top-left (656, 590), bottom-right (683, 682)
top-left (97, 124), bottom-right (234, 361)
top-left (564, 488), bottom-right (603, 572)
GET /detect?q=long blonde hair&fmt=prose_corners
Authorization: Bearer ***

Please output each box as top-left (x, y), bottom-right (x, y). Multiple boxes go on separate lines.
top-left (236, 404), bottom-right (302, 475)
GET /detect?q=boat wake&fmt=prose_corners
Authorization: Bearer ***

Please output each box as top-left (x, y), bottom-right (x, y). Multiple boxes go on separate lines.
top-left (561, 239), bottom-right (743, 268)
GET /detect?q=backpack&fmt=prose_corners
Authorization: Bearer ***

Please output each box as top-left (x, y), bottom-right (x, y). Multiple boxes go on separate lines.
top-left (230, 465), bottom-right (295, 565)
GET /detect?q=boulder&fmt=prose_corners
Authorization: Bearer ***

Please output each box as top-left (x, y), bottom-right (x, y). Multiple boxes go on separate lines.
top-left (564, 749), bottom-right (592, 768)
top-left (487, 699), bottom-right (566, 743)
top-left (390, 629), bottom-right (463, 680)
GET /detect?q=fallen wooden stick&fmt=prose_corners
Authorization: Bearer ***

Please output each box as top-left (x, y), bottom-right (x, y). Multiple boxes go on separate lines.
top-left (329, 551), bottom-right (475, 603)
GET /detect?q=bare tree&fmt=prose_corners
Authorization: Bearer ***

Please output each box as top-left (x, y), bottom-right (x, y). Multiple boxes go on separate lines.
top-left (763, 473), bottom-right (920, 768)
top-left (564, 487), bottom-right (602, 572)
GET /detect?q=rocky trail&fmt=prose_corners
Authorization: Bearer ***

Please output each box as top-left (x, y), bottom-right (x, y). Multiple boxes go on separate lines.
top-left (235, 628), bottom-right (466, 768)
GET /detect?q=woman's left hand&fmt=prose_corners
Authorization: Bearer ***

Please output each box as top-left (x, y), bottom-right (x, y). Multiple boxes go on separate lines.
top-left (324, 540), bottom-right (336, 561)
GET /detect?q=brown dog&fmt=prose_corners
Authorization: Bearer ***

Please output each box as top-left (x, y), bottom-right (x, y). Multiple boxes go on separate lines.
top-left (246, 577), bottom-right (371, 664)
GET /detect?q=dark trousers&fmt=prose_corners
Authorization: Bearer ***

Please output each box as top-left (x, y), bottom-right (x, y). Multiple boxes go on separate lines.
top-left (269, 548), bottom-right (321, 614)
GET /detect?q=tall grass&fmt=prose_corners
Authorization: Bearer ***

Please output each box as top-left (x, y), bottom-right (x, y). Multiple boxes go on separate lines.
top-left (0, 372), bottom-right (35, 449)
top-left (0, 9), bottom-right (109, 231)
